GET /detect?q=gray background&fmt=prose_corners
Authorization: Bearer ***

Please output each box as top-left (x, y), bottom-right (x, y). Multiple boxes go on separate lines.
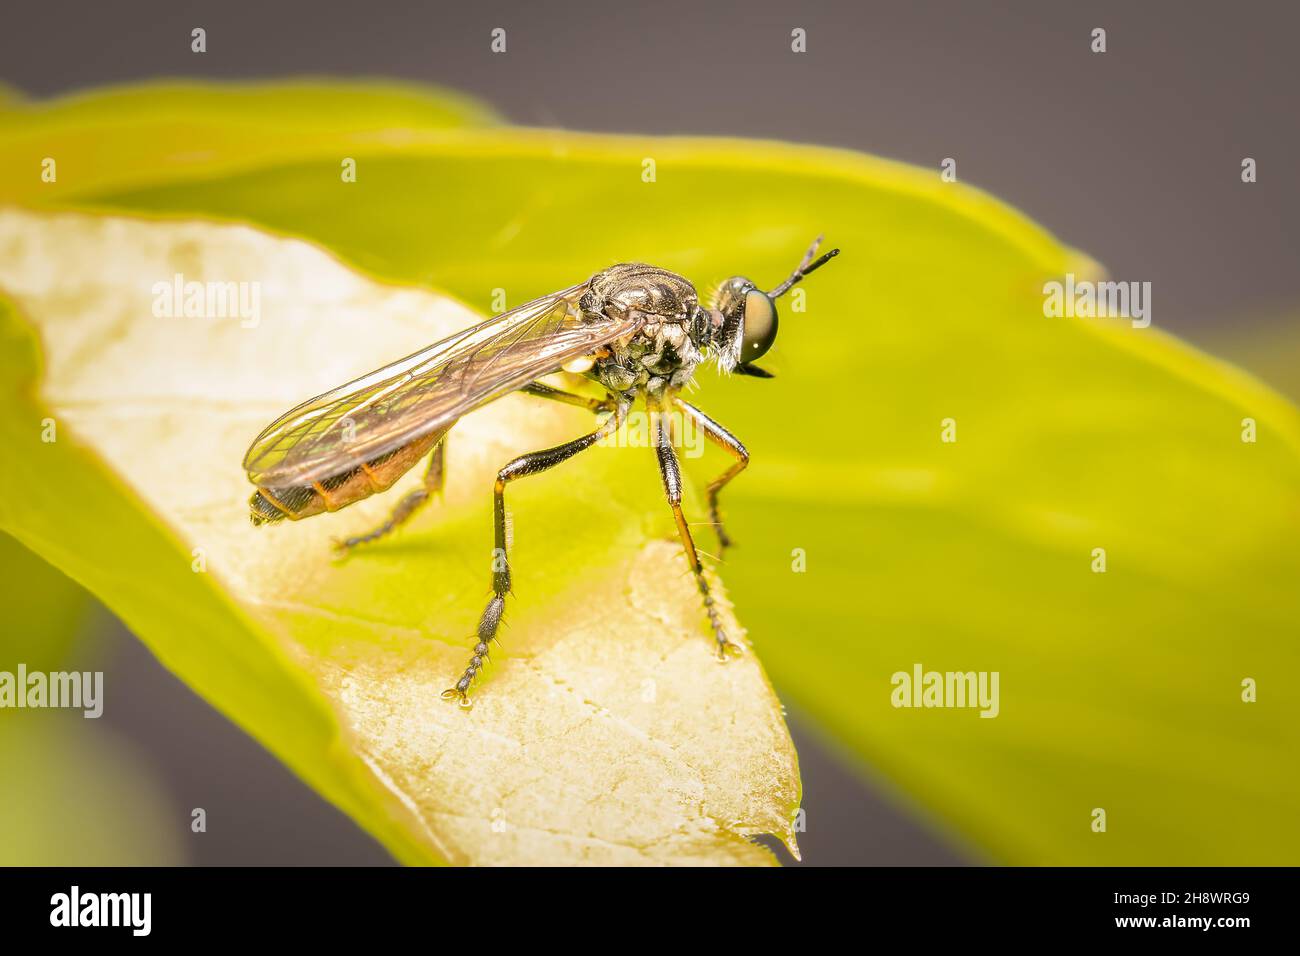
top-left (2, 0), bottom-right (1295, 865)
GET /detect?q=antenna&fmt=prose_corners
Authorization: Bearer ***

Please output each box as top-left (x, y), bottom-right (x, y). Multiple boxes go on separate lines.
top-left (767, 235), bottom-right (841, 299)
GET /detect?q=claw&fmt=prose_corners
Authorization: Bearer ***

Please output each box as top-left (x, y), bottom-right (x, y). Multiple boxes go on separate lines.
top-left (710, 510), bottom-right (734, 555)
top-left (716, 640), bottom-right (744, 662)
top-left (440, 687), bottom-right (474, 709)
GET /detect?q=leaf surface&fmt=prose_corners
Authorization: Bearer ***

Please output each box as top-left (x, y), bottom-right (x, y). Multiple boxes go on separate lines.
top-left (0, 209), bottom-right (799, 866)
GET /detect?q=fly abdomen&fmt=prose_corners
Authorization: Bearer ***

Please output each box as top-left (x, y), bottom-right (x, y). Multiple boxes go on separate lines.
top-left (249, 484), bottom-right (311, 524)
top-left (248, 428), bottom-right (444, 526)
top-left (248, 470), bottom-right (355, 524)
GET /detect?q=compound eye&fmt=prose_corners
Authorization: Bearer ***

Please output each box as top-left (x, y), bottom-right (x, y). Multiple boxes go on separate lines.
top-left (741, 290), bottom-right (778, 362)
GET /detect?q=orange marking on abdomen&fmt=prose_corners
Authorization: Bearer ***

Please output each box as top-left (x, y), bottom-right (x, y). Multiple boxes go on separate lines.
top-left (311, 480), bottom-right (338, 510)
top-left (358, 461), bottom-right (382, 491)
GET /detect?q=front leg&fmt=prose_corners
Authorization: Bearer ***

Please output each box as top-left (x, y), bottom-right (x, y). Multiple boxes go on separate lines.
top-left (676, 399), bottom-right (749, 555)
top-left (652, 408), bottom-right (743, 661)
top-left (442, 396), bottom-right (631, 708)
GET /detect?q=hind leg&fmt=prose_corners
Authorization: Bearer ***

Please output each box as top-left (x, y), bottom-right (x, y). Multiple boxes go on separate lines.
top-left (333, 439), bottom-right (446, 555)
top-left (519, 381), bottom-right (617, 414)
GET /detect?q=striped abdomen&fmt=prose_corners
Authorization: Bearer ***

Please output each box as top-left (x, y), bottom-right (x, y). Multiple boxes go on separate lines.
top-left (248, 428), bottom-right (445, 525)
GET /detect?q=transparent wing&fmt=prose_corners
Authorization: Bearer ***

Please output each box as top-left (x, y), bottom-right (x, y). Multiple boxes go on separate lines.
top-left (244, 281), bottom-right (637, 486)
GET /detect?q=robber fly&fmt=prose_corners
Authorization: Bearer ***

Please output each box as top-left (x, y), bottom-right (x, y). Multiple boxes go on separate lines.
top-left (243, 237), bottom-right (839, 707)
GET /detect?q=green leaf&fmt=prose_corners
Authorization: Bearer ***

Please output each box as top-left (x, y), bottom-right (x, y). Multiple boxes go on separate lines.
top-left (1196, 313), bottom-right (1300, 404)
top-left (6, 81), bottom-right (1300, 864)
top-left (1, 530), bottom-right (95, 671)
top-left (0, 79), bottom-right (500, 202)
top-left (0, 208), bottom-right (799, 866)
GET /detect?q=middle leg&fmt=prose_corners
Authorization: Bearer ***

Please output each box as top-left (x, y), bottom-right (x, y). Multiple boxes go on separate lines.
top-left (442, 396), bottom-right (631, 707)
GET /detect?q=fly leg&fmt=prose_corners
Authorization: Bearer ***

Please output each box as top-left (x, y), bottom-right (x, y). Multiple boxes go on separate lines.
top-left (652, 408), bottom-right (743, 661)
top-left (442, 396), bottom-right (631, 708)
top-left (336, 383), bottom-right (608, 559)
top-left (519, 380), bottom-right (617, 414)
top-left (333, 439), bottom-right (447, 555)
top-left (676, 400), bottom-right (749, 555)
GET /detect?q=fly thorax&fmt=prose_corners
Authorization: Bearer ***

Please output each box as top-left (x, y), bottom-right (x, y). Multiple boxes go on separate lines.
top-left (593, 345), bottom-right (643, 391)
top-left (591, 315), bottom-right (700, 393)
top-left (595, 362), bottom-right (641, 391)
top-left (633, 319), bottom-right (697, 376)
